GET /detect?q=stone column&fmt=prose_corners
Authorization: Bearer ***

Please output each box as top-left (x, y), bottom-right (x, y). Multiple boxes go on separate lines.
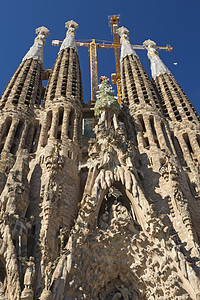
top-left (178, 135), bottom-right (193, 166)
top-left (143, 116), bottom-right (155, 146)
top-left (49, 110), bottom-right (59, 139)
top-left (18, 121), bottom-right (29, 150)
top-left (73, 114), bottom-right (79, 142)
top-left (3, 120), bottom-right (19, 152)
top-left (27, 125), bottom-right (35, 152)
top-left (189, 135), bottom-right (200, 163)
top-left (61, 108), bottom-right (70, 139)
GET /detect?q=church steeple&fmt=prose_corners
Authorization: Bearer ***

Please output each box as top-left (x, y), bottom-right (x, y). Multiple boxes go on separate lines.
top-left (143, 39), bottom-right (200, 124)
top-left (44, 20), bottom-right (82, 106)
top-left (0, 27), bottom-right (49, 109)
top-left (117, 26), bottom-right (161, 110)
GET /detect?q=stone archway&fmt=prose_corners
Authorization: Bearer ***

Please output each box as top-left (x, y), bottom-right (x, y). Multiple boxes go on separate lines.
top-left (97, 183), bottom-right (141, 233)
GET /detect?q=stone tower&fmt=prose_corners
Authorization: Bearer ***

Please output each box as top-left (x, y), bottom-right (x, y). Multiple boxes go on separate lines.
top-left (0, 20), bottom-right (200, 300)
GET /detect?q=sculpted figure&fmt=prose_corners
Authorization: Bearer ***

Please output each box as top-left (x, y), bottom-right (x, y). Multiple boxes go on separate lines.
top-left (45, 262), bottom-right (53, 289)
top-left (23, 257), bottom-right (35, 289)
top-left (115, 283), bottom-right (131, 300)
top-left (112, 292), bottom-right (122, 300)
top-left (111, 201), bottom-right (132, 226)
top-left (0, 282), bottom-right (7, 299)
top-left (58, 227), bottom-right (68, 253)
top-left (99, 211), bottom-right (109, 230)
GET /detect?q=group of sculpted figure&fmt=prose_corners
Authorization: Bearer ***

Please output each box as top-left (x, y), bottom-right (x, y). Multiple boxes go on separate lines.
top-left (99, 196), bottom-right (137, 231)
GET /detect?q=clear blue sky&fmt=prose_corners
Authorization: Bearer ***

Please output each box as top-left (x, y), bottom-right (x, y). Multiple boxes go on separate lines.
top-left (0, 0), bottom-right (199, 114)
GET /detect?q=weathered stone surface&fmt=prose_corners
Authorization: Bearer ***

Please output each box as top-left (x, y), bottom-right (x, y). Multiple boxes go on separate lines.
top-left (0, 21), bottom-right (199, 300)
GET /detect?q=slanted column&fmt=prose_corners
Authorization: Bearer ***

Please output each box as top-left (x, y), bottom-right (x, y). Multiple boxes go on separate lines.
top-left (177, 135), bottom-right (193, 166)
top-left (18, 121), bottom-right (29, 150)
top-left (66, 50), bottom-right (74, 97)
top-left (0, 123), bottom-right (4, 138)
top-left (49, 110), bottom-right (59, 139)
top-left (26, 126), bottom-right (35, 152)
top-left (73, 114), bottom-right (79, 142)
top-left (143, 116), bottom-right (155, 146)
top-left (154, 118), bottom-right (166, 150)
top-left (137, 131), bottom-right (145, 150)
top-left (3, 120), bottom-right (19, 152)
top-left (39, 118), bottom-right (48, 147)
top-left (189, 136), bottom-right (200, 163)
top-left (61, 109), bottom-right (70, 138)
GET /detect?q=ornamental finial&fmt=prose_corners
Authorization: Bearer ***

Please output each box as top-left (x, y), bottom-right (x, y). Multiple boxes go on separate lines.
top-left (22, 26), bottom-right (50, 63)
top-left (59, 20), bottom-right (79, 53)
top-left (143, 39), bottom-right (171, 79)
top-left (117, 26), bottom-right (137, 61)
top-left (117, 26), bottom-right (130, 40)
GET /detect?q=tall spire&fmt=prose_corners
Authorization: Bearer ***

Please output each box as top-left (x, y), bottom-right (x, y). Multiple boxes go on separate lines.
top-left (22, 26), bottom-right (50, 64)
top-left (59, 20), bottom-right (78, 53)
top-left (143, 39), bottom-right (171, 79)
top-left (117, 26), bottom-right (137, 61)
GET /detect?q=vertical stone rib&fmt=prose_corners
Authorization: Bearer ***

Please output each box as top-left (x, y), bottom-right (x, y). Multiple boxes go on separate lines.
top-left (66, 49), bottom-right (74, 98)
top-left (55, 50), bottom-right (68, 97)
top-left (3, 120), bottom-right (19, 152)
top-left (143, 116), bottom-right (155, 146)
top-left (45, 51), bottom-right (63, 102)
top-left (18, 121), bottom-right (29, 150)
top-left (154, 118), bottom-right (166, 150)
top-left (61, 109), bottom-right (70, 138)
top-left (128, 56), bottom-right (146, 105)
top-left (49, 110), bottom-right (59, 139)
top-left (73, 114), bottom-right (78, 142)
top-left (177, 135), bottom-right (193, 166)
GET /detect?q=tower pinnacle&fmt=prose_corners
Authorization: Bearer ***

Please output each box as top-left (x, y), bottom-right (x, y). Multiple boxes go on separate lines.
top-left (117, 26), bottom-right (137, 60)
top-left (143, 39), bottom-right (171, 79)
top-left (59, 20), bottom-right (79, 53)
top-left (22, 26), bottom-right (50, 64)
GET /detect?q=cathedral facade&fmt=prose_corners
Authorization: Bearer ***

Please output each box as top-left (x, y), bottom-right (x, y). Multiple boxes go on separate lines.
top-left (0, 20), bottom-right (200, 300)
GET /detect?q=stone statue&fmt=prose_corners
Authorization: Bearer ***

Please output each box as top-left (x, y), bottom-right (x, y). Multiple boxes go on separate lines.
top-left (58, 227), bottom-right (68, 253)
top-left (112, 292), bottom-right (122, 300)
top-left (99, 211), bottom-right (109, 230)
top-left (0, 282), bottom-right (7, 299)
top-left (44, 262), bottom-right (53, 290)
top-left (23, 257), bottom-right (35, 289)
top-left (115, 284), bottom-right (131, 300)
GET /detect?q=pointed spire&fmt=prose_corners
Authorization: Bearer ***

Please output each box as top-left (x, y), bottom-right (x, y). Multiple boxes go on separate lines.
top-left (22, 26), bottom-right (50, 64)
top-left (59, 20), bottom-right (78, 53)
top-left (143, 39), bottom-right (171, 80)
top-left (117, 26), bottom-right (137, 61)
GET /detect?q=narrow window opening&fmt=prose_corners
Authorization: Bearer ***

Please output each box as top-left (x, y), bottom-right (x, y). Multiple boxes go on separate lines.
top-left (171, 133), bottom-right (186, 166)
top-left (149, 116), bottom-right (160, 148)
top-left (58, 107), bottom-right (64, 126)
top-left (1, 118), bottom-right (12, 142)
top-left (68, 151), bottom-right (72, 159)
top-left (68, 110), bottom-right (75, 140)
top-left (138, 115), bottom-right (146, 133)
top-left (30, 123), bottom-right (40, 153)
top-left (196, 135), bottom-right (200, 148)
top-left (183, 133), bottom-right (193, 154)
top-left (10, 120), bottom-right (24, 155)
top-left (144, 137), bottom-right (149, 148)
top-left (161, 122), bottom-right (172, 153)
top-left (57, 130), bottom-right (61, 140)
